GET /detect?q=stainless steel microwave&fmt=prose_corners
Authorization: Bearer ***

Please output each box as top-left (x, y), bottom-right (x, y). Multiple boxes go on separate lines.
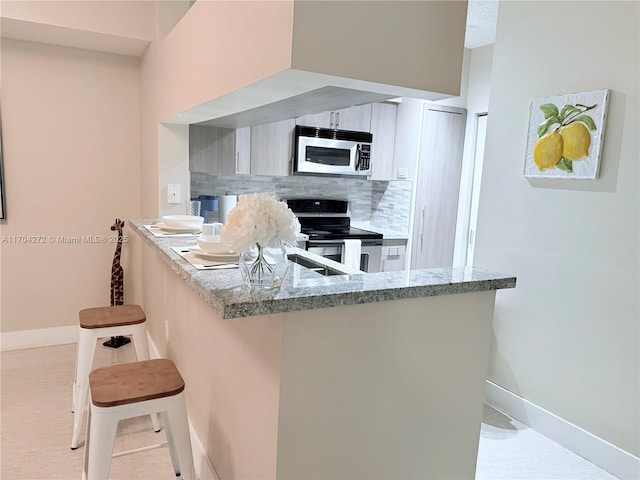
top-left (293, 125), bottom-right (373, 176)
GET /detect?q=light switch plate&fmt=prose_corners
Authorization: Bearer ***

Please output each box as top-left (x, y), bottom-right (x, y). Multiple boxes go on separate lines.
top-left (397, 168), bottom-right (408, 179)
top-left (167, 184), bottom-right (181, 204)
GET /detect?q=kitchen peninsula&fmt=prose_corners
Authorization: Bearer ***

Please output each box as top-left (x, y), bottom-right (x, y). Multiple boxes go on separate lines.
top-left (131, 220), bottom-right (516, 479)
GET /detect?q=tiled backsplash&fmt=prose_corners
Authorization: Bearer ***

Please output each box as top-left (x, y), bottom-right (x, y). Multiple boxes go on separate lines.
top-left (191, 173), bottom-right (412, 235)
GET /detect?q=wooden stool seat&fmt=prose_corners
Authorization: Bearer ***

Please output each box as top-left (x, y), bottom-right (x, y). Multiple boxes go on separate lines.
top-left (84, 359), bottom-right (195, 479)
top-left (79, 304), bottom-right (146, 329)
top-left (90, 359), bottom-right (185, 407)
top-left (71, 304), bottom-right (159, 450)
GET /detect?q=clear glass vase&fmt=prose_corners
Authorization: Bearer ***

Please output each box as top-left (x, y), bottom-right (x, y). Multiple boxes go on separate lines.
top-left (239, 241), bottom-right (289, 289)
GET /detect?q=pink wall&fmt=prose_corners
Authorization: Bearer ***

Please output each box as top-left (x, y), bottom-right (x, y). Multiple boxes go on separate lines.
top-left (140, 243), bottom-right (282, 479)
top-left (1, 0), bottom-right (154, 40)
top-left (139, 0), bottom-right (295, 216)
top-left (0, 39), bottom-right (142, 332)
top-left (156, 0), bottom-right (294, 121)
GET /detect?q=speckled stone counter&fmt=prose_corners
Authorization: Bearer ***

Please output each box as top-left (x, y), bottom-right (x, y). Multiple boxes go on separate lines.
top-left (130, 220), bottom-right (515, 320)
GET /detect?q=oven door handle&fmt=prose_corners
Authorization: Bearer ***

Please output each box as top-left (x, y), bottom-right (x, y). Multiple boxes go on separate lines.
top-left (306, 240), bottom-right (345, 248)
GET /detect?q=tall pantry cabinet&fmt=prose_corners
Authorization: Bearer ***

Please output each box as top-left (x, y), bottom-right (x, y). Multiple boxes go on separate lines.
top-left (410, 104), bottom-right (467, 269)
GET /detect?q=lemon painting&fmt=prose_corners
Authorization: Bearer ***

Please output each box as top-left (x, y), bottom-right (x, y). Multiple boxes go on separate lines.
top-left (524, 89), bottom-right (609, 179)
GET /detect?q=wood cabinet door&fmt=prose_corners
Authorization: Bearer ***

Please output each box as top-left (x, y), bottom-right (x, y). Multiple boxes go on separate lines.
top-left (381, 240), bottom-right (407, 271)
top-left (189, 125), bottom-right (236, 175)
top-left (250, 119), bottom-right (295, 176)
top-left (235, 126), bottom-right (251, 174)
top-left (295, 111), bottom-right (333, 128)
top-left (370, 102), bottom-right (398, 180)
top-left (411, 105), bottom-right (466, 269)
top-left (296, 104), bottom-right (372, 131)
top-left (335, 104), bottom-right (372, 131)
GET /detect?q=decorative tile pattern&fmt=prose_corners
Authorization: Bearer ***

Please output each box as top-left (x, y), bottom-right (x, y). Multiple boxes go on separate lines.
top-left (130, 220), bottom-right (516, 319)
top-left (190, 174), bottom-right (412, 235)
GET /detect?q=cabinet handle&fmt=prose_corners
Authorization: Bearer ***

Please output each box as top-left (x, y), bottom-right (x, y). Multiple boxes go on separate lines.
top-left (235, 152), bottom-right (239, 174)
top-left (335, 111), bottom-right (340, 128)
top-left (330, 111), bottom-right (334, 129)
top-left (419, 208), bottom-right (425, 250)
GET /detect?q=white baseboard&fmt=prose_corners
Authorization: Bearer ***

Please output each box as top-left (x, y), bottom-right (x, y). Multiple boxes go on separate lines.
top-left (2, 328), bottom-right (219, 480)
top-left (1, 325), bottom-right (77, 351)
top-left (188, 418), bottom-right (219, 480)
top-left (7, 331), bottom-right (634, 480)
top-left (146, 334), bottom-right (219, 480)
top-left (485, 379), bottom-right (640, 480)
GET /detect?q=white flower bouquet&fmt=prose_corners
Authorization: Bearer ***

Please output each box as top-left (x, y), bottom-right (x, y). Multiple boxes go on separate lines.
top-left (220, 193), bottom-right (300, 253)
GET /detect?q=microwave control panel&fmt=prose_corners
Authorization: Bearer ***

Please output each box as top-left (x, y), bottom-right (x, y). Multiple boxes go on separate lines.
top-left (359, 144), bottom-right (371, 171)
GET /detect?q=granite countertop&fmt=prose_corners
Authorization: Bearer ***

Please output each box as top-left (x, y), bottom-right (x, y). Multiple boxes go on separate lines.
top-left (131, 220), bottom-right (516, 319)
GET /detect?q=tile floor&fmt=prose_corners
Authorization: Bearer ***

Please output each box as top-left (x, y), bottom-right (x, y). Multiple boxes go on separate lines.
top-left (476, 405), bottom-right (619, 480)
top-left (1, 342), bottom-right (621, 479)
top-left (1, 342), bottom-right (175, 479)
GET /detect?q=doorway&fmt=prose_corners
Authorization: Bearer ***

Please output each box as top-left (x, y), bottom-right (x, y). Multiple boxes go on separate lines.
top-left (465, 113), bottom-right (487, 266)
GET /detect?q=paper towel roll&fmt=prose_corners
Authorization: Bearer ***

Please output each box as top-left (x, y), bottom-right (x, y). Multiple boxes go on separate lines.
top-left (218, 195), bottom-right (237, 224)
top-left (341, 239), bottom-right (362, 271)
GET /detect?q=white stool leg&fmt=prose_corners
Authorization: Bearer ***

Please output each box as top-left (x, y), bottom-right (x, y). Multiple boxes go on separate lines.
top-left (86, 405), bottom-right (118, 480)
top-left (72, 327), bottom-right (81, 414)
top-left (71, 328), bottom-right (97, 450)
top-left (131, 324), bottom-right (150, 362)
top-left (82, 400), bottom-right (92, 478)
top-left (165, 393), bottom-right (196, 480)
top-left (161, 411), bottom-right (181, 477)
top-left (131, 325), bottom-right (162, 433)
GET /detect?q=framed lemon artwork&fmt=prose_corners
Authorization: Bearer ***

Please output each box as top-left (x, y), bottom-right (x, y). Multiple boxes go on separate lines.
top-left (524, 89), bottom-right (609, 179)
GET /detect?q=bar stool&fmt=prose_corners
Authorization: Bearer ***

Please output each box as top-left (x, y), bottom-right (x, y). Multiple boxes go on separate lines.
top-left (71, 304), bottom-right (160, 450)
top-left (83, 359), bottom-right (196, 480)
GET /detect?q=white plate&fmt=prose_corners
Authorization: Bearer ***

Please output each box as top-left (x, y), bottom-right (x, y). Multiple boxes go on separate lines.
top-left (156, 223), bottom-right (201, 234)
top-left (161, 214), bottom-right (204, 229)
top-left (190, 247), bottom-right (239, 261)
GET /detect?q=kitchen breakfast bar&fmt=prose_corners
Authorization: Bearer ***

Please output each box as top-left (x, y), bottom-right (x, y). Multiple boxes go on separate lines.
top-left (131, 220), bottom-right (516, 479)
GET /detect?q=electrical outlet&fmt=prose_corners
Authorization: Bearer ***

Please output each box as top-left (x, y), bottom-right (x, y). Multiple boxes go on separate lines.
top-left (167, 184), bottom-right (181, 204)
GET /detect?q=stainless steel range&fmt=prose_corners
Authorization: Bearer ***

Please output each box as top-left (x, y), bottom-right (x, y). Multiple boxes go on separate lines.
top-left (286, 199), bottom-right (383, 273)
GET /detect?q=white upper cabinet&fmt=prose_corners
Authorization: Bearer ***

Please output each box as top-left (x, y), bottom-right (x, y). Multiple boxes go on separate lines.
top-left (296, 104), bottom-right (372, 132)
top-left (369, 102), bottom-right (398, 181)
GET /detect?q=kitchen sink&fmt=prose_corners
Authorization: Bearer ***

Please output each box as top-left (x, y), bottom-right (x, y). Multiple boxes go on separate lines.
top-left (287, 253), bottom-right (345, 276)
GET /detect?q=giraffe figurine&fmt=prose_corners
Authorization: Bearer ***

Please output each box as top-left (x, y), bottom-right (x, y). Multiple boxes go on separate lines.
top-left (110, 218), bottom-right (125, 306)
top-left (104, 218), bottom-right (131, 348)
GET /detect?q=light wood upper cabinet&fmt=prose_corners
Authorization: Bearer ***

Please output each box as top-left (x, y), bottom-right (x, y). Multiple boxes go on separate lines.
top-left (296, 104), bottom-right (372, 131)
top-left (295, 111), bottom-right (332, 128)
top-left (369, 102), bottom-right (398, 181)
top-left (235, 126), bottom-right (251, 174)
top-left (189, 125), bottom-right (237, 175)
top-left (250, 119), bottom-right (295, 176)
top-left (334, 104), bottom-right (372, 131)
top-left (190, 101), bottom-right (397, 178)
